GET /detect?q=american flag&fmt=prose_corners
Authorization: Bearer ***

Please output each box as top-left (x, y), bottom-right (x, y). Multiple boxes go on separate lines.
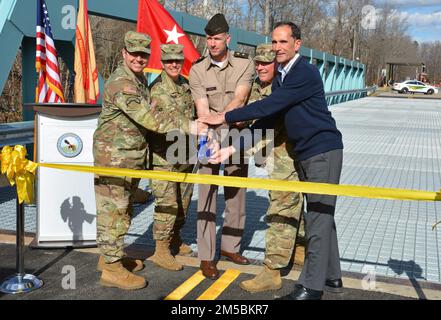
top-left (36, 0), bottom-right (64, 103)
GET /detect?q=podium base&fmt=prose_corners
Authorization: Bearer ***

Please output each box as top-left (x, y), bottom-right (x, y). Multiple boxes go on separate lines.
top-left (0, 274), bottom-right (43, 294)
top-left (29, 238), bottom-right (97, 249)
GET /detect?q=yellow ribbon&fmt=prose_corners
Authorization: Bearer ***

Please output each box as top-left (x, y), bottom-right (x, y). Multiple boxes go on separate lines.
top-left (1, 145), bottom-right (38, 204)
top-left (37, 162), bottom-right (441, 202)
top-left (2, 145), bottom-right (441, 230)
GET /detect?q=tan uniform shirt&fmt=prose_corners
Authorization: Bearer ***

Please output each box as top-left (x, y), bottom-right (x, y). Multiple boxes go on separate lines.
top-left (189, 51), bottom-right (255, 114)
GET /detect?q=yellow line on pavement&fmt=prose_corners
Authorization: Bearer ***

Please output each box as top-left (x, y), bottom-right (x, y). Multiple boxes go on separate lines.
top-left (197, 269), bottom-right (241, 300)
top-left (164, 270), bottom-right (206, 300)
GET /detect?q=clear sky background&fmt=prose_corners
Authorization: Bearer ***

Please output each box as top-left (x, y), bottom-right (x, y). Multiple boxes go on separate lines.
top-left (375, 0), bottom-right (441, 43)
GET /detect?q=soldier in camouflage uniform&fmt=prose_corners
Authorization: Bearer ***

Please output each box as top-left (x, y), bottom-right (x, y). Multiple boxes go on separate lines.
top-left (148, 44), bottom-right (195, 271)
top-left (240, 44), bottom-right (305, 293)
top-left (93, 31), bottom-right (203, 290)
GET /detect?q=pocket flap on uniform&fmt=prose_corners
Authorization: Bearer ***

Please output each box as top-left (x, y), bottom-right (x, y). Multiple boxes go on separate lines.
top-left (225, 82), bottom-right (237, 93)
top-left (205, 85), bottom-right (218, 95)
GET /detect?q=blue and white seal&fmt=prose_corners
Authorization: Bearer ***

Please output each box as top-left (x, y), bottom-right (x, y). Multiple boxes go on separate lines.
top-left (57, 133), bottom-right (83, 158)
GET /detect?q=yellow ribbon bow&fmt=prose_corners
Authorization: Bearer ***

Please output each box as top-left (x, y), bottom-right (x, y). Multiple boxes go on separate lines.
top-left (1, 145), bottom-right (38, 204)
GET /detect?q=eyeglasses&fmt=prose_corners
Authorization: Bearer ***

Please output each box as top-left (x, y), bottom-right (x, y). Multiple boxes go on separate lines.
top-left (163, 59), bottom-right (184, 64)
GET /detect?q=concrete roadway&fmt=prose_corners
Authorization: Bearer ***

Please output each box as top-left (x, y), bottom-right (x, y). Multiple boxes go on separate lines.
top-left (2, 233), bottom-right (439, 303)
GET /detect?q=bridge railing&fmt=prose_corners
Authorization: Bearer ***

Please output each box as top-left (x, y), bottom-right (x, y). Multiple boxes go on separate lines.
top-left (326, 86), bottom-right (377, 106)
top-left (1, 0), bottom-right (366, 122)
top-left (0, 86), bottom-right (377, 149)
top-left (0, 121), bottom-right (34, 148)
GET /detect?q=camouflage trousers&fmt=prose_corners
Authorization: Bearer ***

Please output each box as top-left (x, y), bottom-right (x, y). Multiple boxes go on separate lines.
top-left (264, 159), bottom-right (305, 270)
top-left (95, 176), bottom-right (140, 263)
top-left (152, 164), bottom-right (194, 241)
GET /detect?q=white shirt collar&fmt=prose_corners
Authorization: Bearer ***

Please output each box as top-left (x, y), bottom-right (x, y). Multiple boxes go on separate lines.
top-left (211, 58), bottom-right (226, 68)
top-left (277, 53), bottom-right (300, 81)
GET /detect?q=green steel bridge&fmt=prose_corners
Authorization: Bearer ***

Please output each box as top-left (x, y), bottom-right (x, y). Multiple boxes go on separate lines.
top-left (0, 0), bottom-right (369, 123)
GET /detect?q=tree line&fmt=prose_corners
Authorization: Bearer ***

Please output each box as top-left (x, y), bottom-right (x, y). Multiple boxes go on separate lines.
top-left (166, 0), bottom-right (440, 85)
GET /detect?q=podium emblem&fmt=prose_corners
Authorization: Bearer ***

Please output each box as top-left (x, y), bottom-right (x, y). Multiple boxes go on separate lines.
top-left (57, 133), bottom-right (83, 158)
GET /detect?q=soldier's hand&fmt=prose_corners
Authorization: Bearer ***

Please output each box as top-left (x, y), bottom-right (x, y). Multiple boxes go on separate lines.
top-left (208, 139), bottom-right (220, 157)
top-left (198, 112), bottom-right (226, 125)
top-left (232, 121), bottom-right (249, 129)
top-left (190, 120), bottom-right (209, 136)
top-left (209, 145), bottom-right (236, 164)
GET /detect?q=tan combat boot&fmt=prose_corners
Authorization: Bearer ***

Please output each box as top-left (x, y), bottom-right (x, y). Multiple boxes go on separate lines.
top-left (170, 233), bottom-right (193, 256)
top-left (150, 240), bottom-right (183, 271)
top-left (178, 243), bottom-right (193, 255)
top-left (97, 255), bottom-right (144, 272)
top-left (294, 243), bottom-right (306, 266)
top-left (100, 260), bottom-right (147, 290)
top-left (239, 265), bottom-right (282, 293)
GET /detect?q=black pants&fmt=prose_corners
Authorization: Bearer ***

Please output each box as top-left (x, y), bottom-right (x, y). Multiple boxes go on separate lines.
top-left (295, 149), bottom-right (343, 291)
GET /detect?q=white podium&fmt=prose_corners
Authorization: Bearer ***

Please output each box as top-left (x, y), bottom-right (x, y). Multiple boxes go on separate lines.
top-left (28, 104), bottom-right (101, 248)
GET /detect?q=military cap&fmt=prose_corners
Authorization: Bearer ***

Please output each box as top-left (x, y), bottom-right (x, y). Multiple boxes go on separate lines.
top-left (161, 44), bottom-right (184, 61)
top-left (204, 13), bottom-right (229, 36)
top-left (254, 44), bottom-right (276, 63)
top-left (124, 31), bottom-right (151, 54)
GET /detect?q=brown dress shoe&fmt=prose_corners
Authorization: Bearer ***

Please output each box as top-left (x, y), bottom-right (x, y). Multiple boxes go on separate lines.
top-left (200, 260), bottom-right (219, 280)
top-left (220, 250), bottom-right (250, 265)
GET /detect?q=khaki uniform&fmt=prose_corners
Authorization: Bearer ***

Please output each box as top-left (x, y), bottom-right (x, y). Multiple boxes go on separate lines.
top-left (248, 79), bottom-right (305, 269)
top-left (189, 50), bottom-right (255, 261)
top-left (94, 63), bottom-right (190, 264)
top-left (149, 71), bottom-right (195, 241)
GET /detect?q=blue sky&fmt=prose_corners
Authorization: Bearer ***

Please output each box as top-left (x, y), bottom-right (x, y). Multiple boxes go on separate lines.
top-left (374, 0), bottom-right (441, 43)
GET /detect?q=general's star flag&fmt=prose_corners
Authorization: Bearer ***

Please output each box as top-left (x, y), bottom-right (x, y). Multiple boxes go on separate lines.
top-left (137, 0), bottom-right (201, 77)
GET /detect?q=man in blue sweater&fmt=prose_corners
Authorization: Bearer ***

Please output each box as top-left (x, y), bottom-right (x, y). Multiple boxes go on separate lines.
top-left (199, 22), bottom-right (344, 300)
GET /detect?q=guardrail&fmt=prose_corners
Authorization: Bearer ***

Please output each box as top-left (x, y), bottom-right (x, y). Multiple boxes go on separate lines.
top-left (0, 87), bottom-right (376, 147)
top-left (0, 121), bottom-right (34, 147)
top-left (326, 86), bottom-right (377, 97)
top-left (326, 86), bottom-right (377, 105)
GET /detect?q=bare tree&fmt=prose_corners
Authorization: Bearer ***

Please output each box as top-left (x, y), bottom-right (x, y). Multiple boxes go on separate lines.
top-left (419, 41), bottom-right (441, 83)
top-left (0, 51), bottom-right (23, 123)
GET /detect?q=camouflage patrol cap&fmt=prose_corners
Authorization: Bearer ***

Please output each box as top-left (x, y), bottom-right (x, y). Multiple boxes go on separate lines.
top-left (254, 44), bottom-right (276, 63)
top-left (124, 31), bottom-right (151, 54)
top-left (204, 13), bottom-right (229, 36)
top-left (161, 44), bottom-right (184, 61)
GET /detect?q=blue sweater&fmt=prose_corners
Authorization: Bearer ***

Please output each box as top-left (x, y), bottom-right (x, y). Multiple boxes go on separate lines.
top-left (226, 56), bottom-right (343, 161)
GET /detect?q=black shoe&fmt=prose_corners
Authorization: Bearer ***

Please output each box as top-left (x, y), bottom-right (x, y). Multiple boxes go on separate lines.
top-left (279, 285), bottom-right (323, 300)
top-left (325, 279), bottom-right (343, 294)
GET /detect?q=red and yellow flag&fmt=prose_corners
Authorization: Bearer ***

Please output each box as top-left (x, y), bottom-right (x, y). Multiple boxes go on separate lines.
top-left (74, 0), bottom-right (99, 104)
top-left (137, 0), bottom-right (200, 77)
